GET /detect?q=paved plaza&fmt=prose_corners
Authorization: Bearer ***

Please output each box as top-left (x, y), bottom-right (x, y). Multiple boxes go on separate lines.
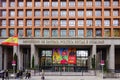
top-left (0, 76), bottom-right (120, 80)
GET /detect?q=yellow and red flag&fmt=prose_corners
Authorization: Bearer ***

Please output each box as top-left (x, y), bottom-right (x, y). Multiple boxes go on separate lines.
top-left (1, 36), bottom-right (18, 46)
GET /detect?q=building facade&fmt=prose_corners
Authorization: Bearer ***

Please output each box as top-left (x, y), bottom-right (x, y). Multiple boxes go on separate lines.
top-left (0, 0), bottom-right (120, 72)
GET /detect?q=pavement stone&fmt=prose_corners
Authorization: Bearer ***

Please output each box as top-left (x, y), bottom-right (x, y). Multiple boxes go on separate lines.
top-left (0, 76), bottom-right (120, 80)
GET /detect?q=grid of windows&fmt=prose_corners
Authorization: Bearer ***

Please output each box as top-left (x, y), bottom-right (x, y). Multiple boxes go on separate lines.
top-left (0, 0), bottom-right (120, 38)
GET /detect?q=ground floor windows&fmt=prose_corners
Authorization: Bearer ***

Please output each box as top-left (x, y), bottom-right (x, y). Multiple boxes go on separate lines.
top-left (39, 48), bottom-right (89, 72)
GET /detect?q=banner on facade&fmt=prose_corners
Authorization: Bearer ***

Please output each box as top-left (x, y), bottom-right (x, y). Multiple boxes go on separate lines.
top-left (52, 48), bottom-right (76, 64)
top-left (68, 48), bottom-right (76, 64)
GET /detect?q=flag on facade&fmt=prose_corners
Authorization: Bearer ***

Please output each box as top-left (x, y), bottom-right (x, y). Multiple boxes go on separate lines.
top-left (1, 36), bottom-right (18, 46)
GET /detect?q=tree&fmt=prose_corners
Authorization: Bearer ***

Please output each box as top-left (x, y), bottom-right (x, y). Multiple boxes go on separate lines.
top-left (91, 55), bottom-right (96, 69)
top-left (32, 55), bottom-right (35, 69)
top-left (13, 53), bottom-right (18, 72)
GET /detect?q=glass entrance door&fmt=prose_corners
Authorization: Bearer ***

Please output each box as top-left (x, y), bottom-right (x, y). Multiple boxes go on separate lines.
top-left (39, 50), bottom-right (52, 71)
top-left (76, 50), bottom-right (88, 72)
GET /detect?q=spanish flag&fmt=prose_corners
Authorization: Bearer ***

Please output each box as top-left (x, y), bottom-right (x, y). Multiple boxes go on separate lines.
top-left (1, 36), bottom-right (18, 46)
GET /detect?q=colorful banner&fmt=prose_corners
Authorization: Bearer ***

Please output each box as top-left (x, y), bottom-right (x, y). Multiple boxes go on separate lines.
top-left (53, 48), bottom-right (76, 64)
top-left (68, 48), bottom-right (76, 64)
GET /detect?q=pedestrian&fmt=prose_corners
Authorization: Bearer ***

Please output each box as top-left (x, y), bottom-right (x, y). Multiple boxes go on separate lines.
top-left (16, 71), bottom-right (19, 79)
top-left (19, 70), bottom-right (23, 79)
top-left (2, 70), bottom-right (5, 80)
top-left (28, 72), bottom-right (31, 79)
top-left (41, 69), bottom-right (45, 80)
top-left (5, 70), bottom-right (9, 80)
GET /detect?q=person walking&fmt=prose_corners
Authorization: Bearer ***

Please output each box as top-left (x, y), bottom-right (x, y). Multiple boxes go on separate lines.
top-left (5, 70), bottom-right (9, 80)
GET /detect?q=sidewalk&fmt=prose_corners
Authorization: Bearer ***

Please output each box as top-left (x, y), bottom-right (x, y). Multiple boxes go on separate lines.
top-left (0, 75), bottom-right (120, 80)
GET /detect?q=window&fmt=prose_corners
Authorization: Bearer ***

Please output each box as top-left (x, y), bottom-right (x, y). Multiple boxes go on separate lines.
top-left (18, 20), bottom-right (23, 26)
top-left (26, 29), bottom-right (32, 37)
top-left (113, 10), bottom-right (118, 16)
top-left (69, 20), bottom-right (75, 26)
top-left (60, 30), bottom-right (66, 37)
top-left (9, 20), bottom-right (15, 26)
top-left (26, 20), bottom-right (32, 26)
top-left (26, 10), bottom-right (32, 16)
top-left (78, 10), bottom-right (84, 16)
top-left (35, 10), bottom-right (40, 16)
top-left (78, 29), bottom-right (84, 37)
top-left (52, 10), bottom-right (58, 16)
top-left (2, 10), bottom-right (6, 17)
top-left (18, 0), bottom-right (24, 7)
top-left (18, 29), bottom-right (23, 37)
top-left (60, 0), bottom-right (66, 7)
top-left (18, 10), bottom-right (24, 16)
top-left (34, 29), bottom-right (40, 37)
top-left (86, 0), bottom-right (92, 6)
top-left (69, 30), bottom-right (75, 37)
top-left (95, 0), bottom-right (101, 6)
top-left (52, 29), bottom-right (58, 37)
top-left (86, 29), bottom-right (93, 37)
top-left (113, 0), bottom-right (118, 6)
top-left (43, 29), bottom-right (49, 37)
top-left (78, 0), bottom-right (84, 6)
top-left (95, 10), bottom-right (101, 16)
top-left (104, 10), bottom-right (110, 16)
top-left (96, 29), bottom-right (102, 37)
top-left (69, 10), bottom-right (75, 16)
top-left (104, 20), bottom-right (110, 26)
top-left (43, 20), bottom-right (49, 27)
top-left (9, 29), bottom-right (14, 36)
top-left (10, 0), bottom-right (15, 7)
top-left (113, 29), bottom-right (120, 37)
top-left (35, 0), bottom-right (41, 7)
top-left (44, 10), bottom-right (49, 16)
top-left (60, 20), bottom-right (67, 26)
top-left (35, 20), bottom-right (40, 26)
top-left (104, 29), bottom-right (110, 37)
top-left (86, 10), bottom-right (92, 16)
top-left (78, 20), bottom-right (84, 26)
top-left (1, 20), bottom-right (6, 26)
top-left (0, 29), bottom-right (6, 37)
top-left (52, 1), bottom-right (58, 7)
top-left (95, 20), bottom-right (102, 26)
top-left (44, 1), bottom-right (49, 7)
top-left (86, 20), bottom-right (93, 26)
top-left (104, 0), bottom-right (110, 6)
top-left (52, 20), bottom-right (58, 27)
top-left (1, 1), bottom-right (6, 7)
top-left (69, 0), bottom-right (75, 7)
top-left (60, 10), bottom-right (67, 16)
top-left (9, 10), bottom-right (15, 17)
top-left (113, 19), bottom-right (119, 26)
top-left (26, 0), bottom-right (32, 7)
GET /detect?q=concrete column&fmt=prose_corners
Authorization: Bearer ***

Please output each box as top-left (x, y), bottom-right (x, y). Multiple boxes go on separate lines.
top-left (13, 46), bottom-right (17, 56)
top-left (108, 45), bottom-right (115, 70)
top-left (0, 46), bottom-right (2, 70)
top-left (92, 45), bottom-right (96, 56)
top-left (35, 48), bottom-right (39, 66)
top-left (17, 46), bottom-right (23, 70)
top-left (90, 45), bottom-right (96, 69)
top-left (31, 44), bottom-right (35, 68)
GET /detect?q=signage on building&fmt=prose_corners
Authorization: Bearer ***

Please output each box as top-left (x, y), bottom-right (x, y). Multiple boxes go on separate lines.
top-left (100, 60), bottom-right (105, 65)
top-left (12, 60), bottom-right (16, 66)
top-left (22, 39), bottom-right (105, 45)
